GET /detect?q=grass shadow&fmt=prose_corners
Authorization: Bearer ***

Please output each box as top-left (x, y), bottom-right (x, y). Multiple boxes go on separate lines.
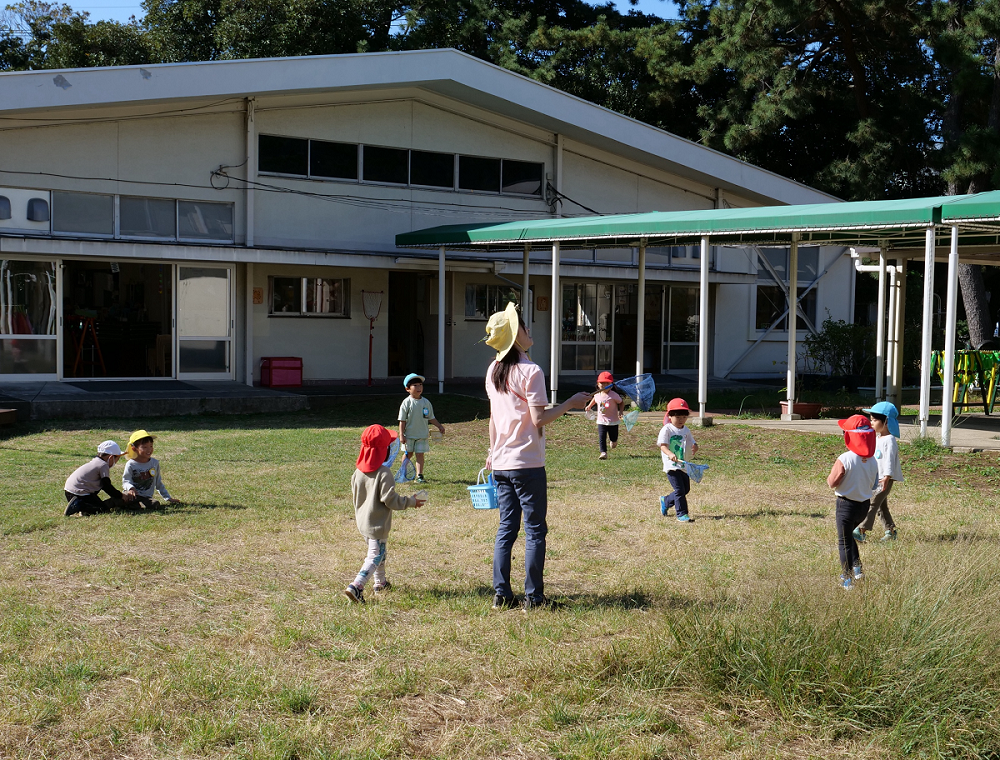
top-left (701, 508), bottom-right (827, 520)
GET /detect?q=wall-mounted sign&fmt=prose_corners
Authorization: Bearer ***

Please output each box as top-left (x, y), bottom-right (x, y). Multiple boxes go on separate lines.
top-left (253, 287), bottom-right (264, 305)
top-left (536, 296), bottom-right (549, 312)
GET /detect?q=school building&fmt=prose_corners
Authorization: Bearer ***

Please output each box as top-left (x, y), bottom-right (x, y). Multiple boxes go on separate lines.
top-left (0, 49), bottom-right (853, 388)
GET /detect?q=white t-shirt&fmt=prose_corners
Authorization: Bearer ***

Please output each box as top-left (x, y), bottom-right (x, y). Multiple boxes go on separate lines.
top-left (874, 434), bottom-right (904, 482)
top-left (486, 356), bottom-right (549, 471)
top-left (835, 451), bottom-right (879, 503)
top-left (657, 423), bottom-right (696, 473)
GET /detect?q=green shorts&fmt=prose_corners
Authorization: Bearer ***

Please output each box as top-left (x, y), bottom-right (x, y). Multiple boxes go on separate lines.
top-left (404, 438), bottom-right (430, 454)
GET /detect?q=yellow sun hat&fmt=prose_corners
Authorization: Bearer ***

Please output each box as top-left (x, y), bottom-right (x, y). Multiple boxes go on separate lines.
top-left (484, 301), bottom-right (520, 360)
top-left (126, 429), bottom-right (156, 459)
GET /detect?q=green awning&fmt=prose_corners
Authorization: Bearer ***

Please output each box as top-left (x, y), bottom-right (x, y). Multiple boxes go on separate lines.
top-left (396, 193), bottom-right (1000, 255)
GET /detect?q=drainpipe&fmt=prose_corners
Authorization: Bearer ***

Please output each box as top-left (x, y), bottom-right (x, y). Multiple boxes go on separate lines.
top-left (245, 98), bottom-right (255, 248)
top-left (782, 234), bottom-right (800, 420)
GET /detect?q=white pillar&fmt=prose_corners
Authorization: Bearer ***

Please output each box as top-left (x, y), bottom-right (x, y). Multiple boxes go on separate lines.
top-left (698, 235), bottom-right (710, 419)
top-left (523, 244), bottom-right (531, 346)
top-left (875, 247), bottom-right (887, 401)
top-left (919, 227), bottom-right (936, 437)
top-left (885, 264), bottom-right (896, 395)
top-left (550, 242), bottom-right (560, 405)
top-left (782, 235), bottom-right (799, 420)
top-left (636, 242), bottom-right (646, 379)
top-left (942, 226), bottom-right (960, 447)
top-left (890, 260), bottom-right (907, 408)
top-left (438, 246), bottom-right (446, 395)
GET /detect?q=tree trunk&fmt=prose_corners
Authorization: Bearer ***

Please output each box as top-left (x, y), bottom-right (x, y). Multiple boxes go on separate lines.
top-left (958, 264), bottom-right (995, 348)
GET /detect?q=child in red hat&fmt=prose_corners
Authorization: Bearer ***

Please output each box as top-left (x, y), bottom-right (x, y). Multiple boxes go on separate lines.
top-left (585, 371), bottom-right (624, 460)
top-left (344, 424), bottom-right (426, 603)
top-left (657, 397), bottom-right (699, 522)
top-left (826, 414), bottom-right (879, 590)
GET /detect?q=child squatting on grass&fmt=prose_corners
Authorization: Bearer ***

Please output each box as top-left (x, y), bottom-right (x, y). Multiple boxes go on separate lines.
top-left (585, 371), bottom-right (624, 460)
top-left (658, 398), bottom-right (699, 523)
top-left (853, 401), bottom-right (904, 544)
top-left (345, 424), bottom-right (426, 604)
top-left (64, 439), bottom-right (136, 516)
top-left (398, 373), bottom-right (445, 484)
top-left (827, 415), bottom-right (879, 590)
top-left (122, 430), bottom-right (181, 509)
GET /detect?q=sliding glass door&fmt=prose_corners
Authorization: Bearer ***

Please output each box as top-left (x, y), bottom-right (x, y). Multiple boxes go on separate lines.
top-left (177, 266), bottom-right (233, 378)
top-left (0, 259), bottom-right (58, 379)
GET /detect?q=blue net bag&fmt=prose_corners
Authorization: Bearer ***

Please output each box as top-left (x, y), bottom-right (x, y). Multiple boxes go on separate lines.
top-left (394, 454), bottom-right (416, 483)
top-left (680, 461), bottom-right (709, 484)
top-left (622, 409), bottom-right (640, 432)
top-left (612, 374), bottom-right (655, 412)
top-left (383, 438), bottom-right (400, 469)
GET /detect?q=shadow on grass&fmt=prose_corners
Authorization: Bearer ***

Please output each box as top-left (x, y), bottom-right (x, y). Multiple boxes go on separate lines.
top-left (699, 508), bottom-right (827, 520)
top-left (415, 584), bottom-right (682, 612)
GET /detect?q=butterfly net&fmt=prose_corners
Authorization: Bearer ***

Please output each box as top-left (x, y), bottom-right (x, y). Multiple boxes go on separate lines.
top-left (612, 374), bottom-right (656, 412)
top-left (680, 461), bottom-right (709, 484)
top-left (394, 454), bottom-right (416, 483)
top-left (622, 409), bottom-right (640, 432)
top-left (383, 438), bottom-right (400, 469)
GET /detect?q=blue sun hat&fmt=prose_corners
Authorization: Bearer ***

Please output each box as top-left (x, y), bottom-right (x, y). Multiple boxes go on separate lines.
top-left (863, 401), bottom-right (900, 437)
top-left (403, 373), bottom-right (425, 389)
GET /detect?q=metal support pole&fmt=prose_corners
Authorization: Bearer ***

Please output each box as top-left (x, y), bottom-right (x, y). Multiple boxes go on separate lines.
top-left (782, 235), bottom-right (800, 420)
top-left (698, 235), bottom-right (710, 419)
top-left (875, 247), bottom-right (887, 401)
top-left (942, 226), bottom-right (960, 447)
top-left (550, 242), bottom-right (560, 405)
top-left (919, 227), bottom-right (936, 437)
top-left (885, 264), bottom-right (897, 396)
top-left (438, 246), bottom-right (446, 395)
top-left (636, 242), bottom-right (646, 379)
top-left (523, 244), bottom-right (531, 346)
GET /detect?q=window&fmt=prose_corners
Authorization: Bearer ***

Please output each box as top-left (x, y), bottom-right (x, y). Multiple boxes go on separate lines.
top-left (52, 192), bottom-right (114, 235)
top-left (464, 284), bottom-right (521, 320)
top-left (755, 247), bottom-right (819, 330)
top-left (363, 146), bottom-right (408, 185)
top-left (310, 140), bottom-right (358, 180)
top-left (120, 197), bottom-right (175, 239)
top-left (270, 277), bottom-right (350, 317)
top-left (259, 135), bottom-right (309, 175)
top-left (410, 150), bottom-right (454, 188)
top-left (178, 201), bottom-right (234, 242)
top-left (561, 282), bottom-right (612, 372)
top-left (459, 156), bottom-right (501, 193)
top-left (501, 160), bottom-right (543, 196)
top-left (0, 259), bottom-right (57, 375)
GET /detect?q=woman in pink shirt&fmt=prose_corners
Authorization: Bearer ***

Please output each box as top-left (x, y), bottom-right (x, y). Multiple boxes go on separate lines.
top-left (484, 302), bottom-right (591, 611)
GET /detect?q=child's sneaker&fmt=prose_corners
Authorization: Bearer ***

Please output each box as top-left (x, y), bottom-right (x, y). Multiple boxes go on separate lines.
top-left (881, 528), bottom-right (898, 542)
top-left (852, 564), bottom-right (864, 581)
top-left (415, 475), bottom-right (426, 484)
top-left (492, 594), bottom-right (517, 611)
top-left (677, 514), bottom-right (692, 523)
top-left (343, 584), bottom-right (364, 604)
top-left (610, 440), bottom-right (617, 449)
top-left (852, 527), bottom-right (866, 543)
top-left (599, 452), bottom-right (608, 460)
top-left (660, 496), bottom-right (670, 516)
top-left (372, 581), bottom-right (392, 593)
top-left (840, 574), bottom-right (854, 590)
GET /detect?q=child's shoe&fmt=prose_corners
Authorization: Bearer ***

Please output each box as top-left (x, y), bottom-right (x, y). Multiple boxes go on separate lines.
top-left (599, 452), bottom-right (608, 460)
top-left (610, 440), bottom-right (617, 449)
top-left (415, 475), bottom-right (426, 484)
top-left (881, 528), bottom-right (898, 542)
top-left (852, 564), bottom-right (864, 581)
top-left (660, 496), bottom-right (670, 516)
top-left (677, 514), bottom-right (692, 523)
top-left (852, 527), bottom-right (867, 543)
top-left (492, 594), bottom-right (517, 610)
top-left (840, 574), bottom-right (854, 590)
top-left (372, 581), bottom-right (392, 593)
top-left (343, 584), bottom-right (365, 604)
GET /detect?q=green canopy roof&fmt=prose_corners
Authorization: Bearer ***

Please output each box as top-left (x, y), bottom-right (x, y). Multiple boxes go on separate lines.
top-left (396, 193), bottom-right (1000, 256)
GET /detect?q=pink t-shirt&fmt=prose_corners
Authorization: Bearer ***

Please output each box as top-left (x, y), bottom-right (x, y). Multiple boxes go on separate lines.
top-left (486, 356), bottom-right (549, 471)
top-left (593, 390), bottom-right (623, 426)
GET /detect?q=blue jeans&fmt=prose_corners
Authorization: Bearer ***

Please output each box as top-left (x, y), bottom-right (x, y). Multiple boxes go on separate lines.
top-left (663, 470), bottom-right (691, 517)
top-left (493, 468), bottom-right (547, 602)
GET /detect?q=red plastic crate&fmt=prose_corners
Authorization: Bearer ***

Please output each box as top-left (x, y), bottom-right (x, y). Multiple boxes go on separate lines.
top-left (260, 357), bottom-right (302, 388)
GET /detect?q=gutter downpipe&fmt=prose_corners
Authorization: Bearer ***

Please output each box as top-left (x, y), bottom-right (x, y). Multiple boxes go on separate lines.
top-left (438, 246), bottom-right (446, 394)
top-left (636, 241), bottom-right (646, 379)
top-left (885, 263), bottom-right (897, 398)
top-left (781, 234), bottom-right (800, 420)
top-left (523, 243), bottom-right (531, 345)
top-left (875, 247), bottom-right (887, 401)
top-left (550, 242), bottom-right (560, 405)
top-left (699, 235), bottom-right (710, 420)
top-left (941, 225), bottom-right (960, 447)
top-left (919, 226), bottom-right (936, 437)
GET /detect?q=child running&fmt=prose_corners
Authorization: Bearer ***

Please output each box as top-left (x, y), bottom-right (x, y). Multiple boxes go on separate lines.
top-left (658, 398), bottom-right (699, 523)
top-left (345, 424), bottom-right (425, 603)
top-left (585, 371), bottom-right (624, 460)
top-left (122, 430), bottom-right (181, 509)
top-left (827, 415), bottom-right (879, 590)
top-left (398, 373), bottom-right (445, 484)
top-left (854, 401), bottom-right (904, 543)
top-left (64, 440), bottom-right (133, 516)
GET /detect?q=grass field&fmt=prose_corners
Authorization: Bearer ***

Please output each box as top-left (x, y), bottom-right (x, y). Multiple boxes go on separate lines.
top-left (2, 394), bottom-right (1000, 759)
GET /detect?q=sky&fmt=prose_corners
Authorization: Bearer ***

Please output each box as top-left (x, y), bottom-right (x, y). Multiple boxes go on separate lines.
top-left (61, 0), bottom-right (679, 26)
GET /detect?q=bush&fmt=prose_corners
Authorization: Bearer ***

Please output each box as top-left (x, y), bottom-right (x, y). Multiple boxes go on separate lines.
top-left (803, 318), bottom-right (875, 378)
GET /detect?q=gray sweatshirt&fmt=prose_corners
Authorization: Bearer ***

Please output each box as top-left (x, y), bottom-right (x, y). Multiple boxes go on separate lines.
top-left (351, 466), bottom-right (415, 540)
top-left (122, 457), bottom-right (172, 500)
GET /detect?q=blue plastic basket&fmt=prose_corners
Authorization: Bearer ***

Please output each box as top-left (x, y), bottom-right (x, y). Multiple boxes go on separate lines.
top-left (468, 468), bottom-right (498, 510)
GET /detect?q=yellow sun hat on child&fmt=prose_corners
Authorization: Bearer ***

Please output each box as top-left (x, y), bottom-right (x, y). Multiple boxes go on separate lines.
top-left (484, 301), bottom-right (520, 360)
top-left (126, 429), bottom-right (156, 459)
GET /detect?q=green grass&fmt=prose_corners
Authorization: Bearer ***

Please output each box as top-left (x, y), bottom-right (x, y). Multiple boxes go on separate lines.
top-left (2, 396), bottom-right (1000, 758)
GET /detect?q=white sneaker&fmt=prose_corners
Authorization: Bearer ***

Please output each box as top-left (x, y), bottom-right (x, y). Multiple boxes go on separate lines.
top-left (598, 452), bottom-right (608, 460)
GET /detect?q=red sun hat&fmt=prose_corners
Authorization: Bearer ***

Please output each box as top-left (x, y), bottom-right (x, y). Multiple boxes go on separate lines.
top-left (356, 424), bottom-right (398, 473)
top-left (838, 414), bottom-right (876, 458)
top-left (663, 398), bottom-right (691, 424)
top-left (597, 371), bottom-right (614, 384)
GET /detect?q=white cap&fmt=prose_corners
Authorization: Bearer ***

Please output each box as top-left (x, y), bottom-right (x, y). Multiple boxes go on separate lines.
top-left (97, 440), bottom-right (123, 456)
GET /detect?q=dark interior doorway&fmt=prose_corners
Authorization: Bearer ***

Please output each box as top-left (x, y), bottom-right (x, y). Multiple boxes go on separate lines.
top-left (387, 271), bottom-right (428, 378)
top-left (63, 260), bottom-right (173, 378)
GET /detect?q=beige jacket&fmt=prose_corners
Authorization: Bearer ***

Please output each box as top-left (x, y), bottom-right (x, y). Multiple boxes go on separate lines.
top-left (351, 466), bottom-right (415, 540)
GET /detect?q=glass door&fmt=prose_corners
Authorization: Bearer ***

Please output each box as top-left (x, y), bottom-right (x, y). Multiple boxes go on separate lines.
top-left (0, 259), bottom-right (58, 379)
top-left (177, 266), bottom-right (232, 378)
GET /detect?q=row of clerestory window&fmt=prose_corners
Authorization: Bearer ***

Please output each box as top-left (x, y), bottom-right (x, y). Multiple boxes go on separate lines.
top-left (258, 135), bottom-right (545, 196)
